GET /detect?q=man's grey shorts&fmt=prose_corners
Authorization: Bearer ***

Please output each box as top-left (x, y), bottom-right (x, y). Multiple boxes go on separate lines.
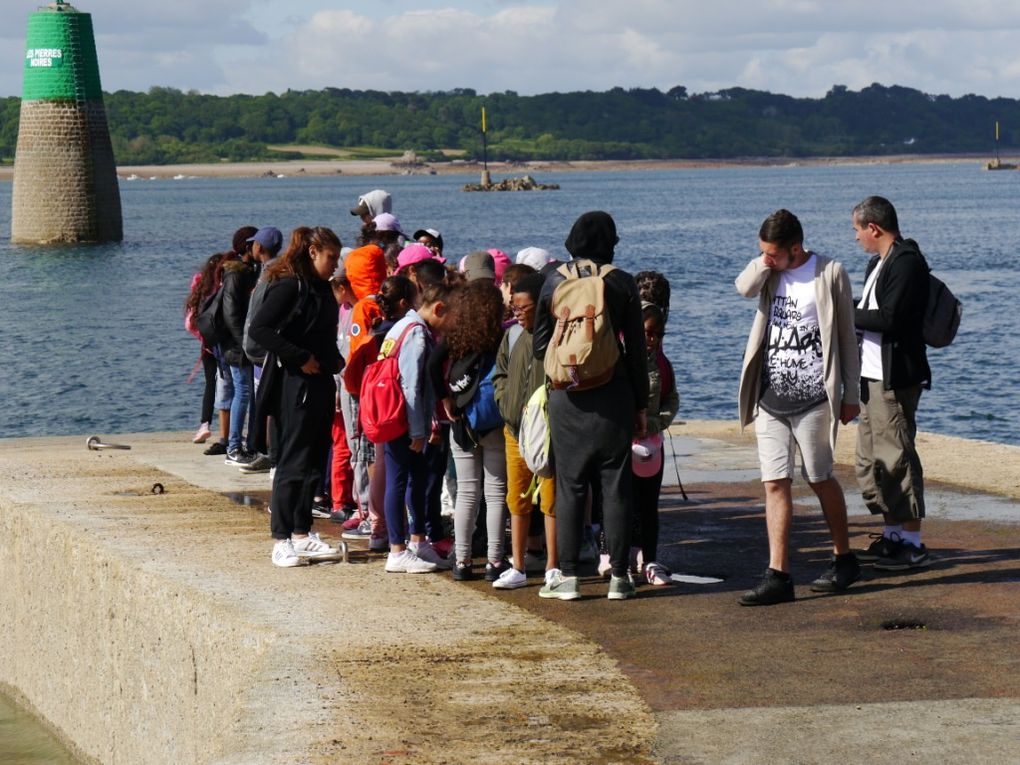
top-left (754, 402), bottom-right (833, 483)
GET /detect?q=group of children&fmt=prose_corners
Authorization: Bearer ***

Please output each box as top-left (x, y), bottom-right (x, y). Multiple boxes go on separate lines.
top-left (184, 190), bottom-right (680, 595)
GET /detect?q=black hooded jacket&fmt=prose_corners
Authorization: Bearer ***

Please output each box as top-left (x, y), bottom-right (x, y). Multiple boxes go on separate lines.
top-left (533, 211), bottom-right (649, 410)
top-left (855, 238), bottom-right (931, 390)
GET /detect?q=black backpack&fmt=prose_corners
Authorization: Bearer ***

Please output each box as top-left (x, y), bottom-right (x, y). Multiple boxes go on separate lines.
top-left (903, 239), bottom-right (962, 348)
top-left (194, 286), bottom-right (227, 347)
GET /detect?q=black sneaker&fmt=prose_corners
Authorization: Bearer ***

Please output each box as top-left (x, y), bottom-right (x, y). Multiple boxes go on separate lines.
top-left (739, 568), bottom-right (795, 606)
top-left (224, 449), bottom-right (254, 466)
top-left (485, 559), bottom-right (511, 582)
top-left (452, 562), bottom-right (474, 581)
top-left (810, 553), bottom-right (861, 593)
top-left (238, 454), bottom-right (273, 473)
top-left (856, 533), bottom-right (899, 563)
top-left (874, 542), bottom-right (932, 571)
top-left (203, 440), bottom-right (227, 456)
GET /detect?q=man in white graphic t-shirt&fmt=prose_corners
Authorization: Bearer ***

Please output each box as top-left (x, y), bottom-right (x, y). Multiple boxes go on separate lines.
top-left (735, 209), bottom-right (862, 606)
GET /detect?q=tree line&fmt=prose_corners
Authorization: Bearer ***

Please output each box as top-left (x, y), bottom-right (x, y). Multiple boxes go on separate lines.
top-left (0, 83), bottom-right (1017, 166)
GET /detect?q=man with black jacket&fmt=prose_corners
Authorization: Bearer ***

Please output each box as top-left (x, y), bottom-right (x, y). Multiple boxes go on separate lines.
top-left (220, 240), bottom-right (262, 465)
top-left (533, 211), bottom-right (649, 601)
top-left (852, 196), bottom-right (932, 570)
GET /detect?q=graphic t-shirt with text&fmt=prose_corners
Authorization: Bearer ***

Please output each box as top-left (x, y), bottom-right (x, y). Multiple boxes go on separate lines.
top-left (759, 254), bottom-right (826, 417)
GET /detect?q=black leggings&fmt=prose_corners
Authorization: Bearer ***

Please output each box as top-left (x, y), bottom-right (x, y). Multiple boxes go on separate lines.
top-left (200, 351), bottom-right (218, 424)
top-left (631, 460), bottom-right (665, 563)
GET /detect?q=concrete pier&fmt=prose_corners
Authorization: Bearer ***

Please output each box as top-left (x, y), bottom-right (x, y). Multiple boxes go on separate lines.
top-left (0, 422), bottom-right (1017, 763)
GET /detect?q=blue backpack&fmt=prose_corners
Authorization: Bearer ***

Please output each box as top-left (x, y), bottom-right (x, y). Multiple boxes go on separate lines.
top-left (464, 356), bottom-right (503, 434)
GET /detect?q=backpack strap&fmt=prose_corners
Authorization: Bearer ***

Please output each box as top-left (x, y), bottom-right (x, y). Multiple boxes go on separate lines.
top-left (382, 319), bottom-right (423, 360)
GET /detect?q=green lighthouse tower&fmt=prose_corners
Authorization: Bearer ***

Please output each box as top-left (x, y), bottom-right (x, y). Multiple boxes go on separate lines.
top-left (11, 0), bottom-right (122, 243)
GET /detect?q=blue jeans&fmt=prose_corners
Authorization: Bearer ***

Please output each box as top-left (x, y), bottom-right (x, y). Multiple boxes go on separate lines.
top-left (228, 364), bottom-right (254, 454)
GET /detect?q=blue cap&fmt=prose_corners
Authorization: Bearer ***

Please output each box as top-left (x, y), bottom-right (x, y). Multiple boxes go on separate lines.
top-left (247, 227), bottom-right (283, 253)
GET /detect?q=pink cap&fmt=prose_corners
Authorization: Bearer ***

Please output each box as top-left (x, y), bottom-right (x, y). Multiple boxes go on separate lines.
top-left (631, 433), bottom-right (664, 478)
top-left (397, 243), bottom-right (444, 270)
top-left (488, 248), bottom-right (512, 282)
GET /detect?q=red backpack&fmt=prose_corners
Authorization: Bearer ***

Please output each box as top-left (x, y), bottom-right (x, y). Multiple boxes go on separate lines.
top-left (359, 321), bottom-right (420, 444)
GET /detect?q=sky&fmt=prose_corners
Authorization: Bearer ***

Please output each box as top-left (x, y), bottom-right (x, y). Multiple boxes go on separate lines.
top-left (3, 0), bottom-right (1020, 100)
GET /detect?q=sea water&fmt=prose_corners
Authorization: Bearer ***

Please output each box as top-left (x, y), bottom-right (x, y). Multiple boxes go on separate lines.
top-left (0, 691), bottom-right (77, 764)
top-left (0, 162), bottom-right (1017, 444)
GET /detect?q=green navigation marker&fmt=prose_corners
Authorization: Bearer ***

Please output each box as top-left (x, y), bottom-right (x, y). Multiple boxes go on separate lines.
top-left (11, 1), bottom-right (122, 244)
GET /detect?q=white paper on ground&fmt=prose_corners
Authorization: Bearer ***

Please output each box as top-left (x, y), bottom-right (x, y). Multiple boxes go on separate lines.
top-left (671, 573), bottom-right (725, 584)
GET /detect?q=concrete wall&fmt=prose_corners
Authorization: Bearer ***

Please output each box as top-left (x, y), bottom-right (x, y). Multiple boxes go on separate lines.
top-left (11, 99), bottom-right (122, 243)
top-left (0, 497), bottom-right (273, 764)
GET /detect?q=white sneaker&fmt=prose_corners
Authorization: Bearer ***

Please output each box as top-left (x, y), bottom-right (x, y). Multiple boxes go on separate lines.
top-left (385, 549), bottom-right (438, 574)
top-left (644, 562), bottom-right (673, 586)
top-left (409, 541), bottom-right (453, 570)
top-left (291, 532), bottom-right (343, 561)
top-left (597, 553), bottom-right (612, 577)
top-left (493, 567), bottom-right (527, 590)
top-left (271, 539), bottom-right (308, 568)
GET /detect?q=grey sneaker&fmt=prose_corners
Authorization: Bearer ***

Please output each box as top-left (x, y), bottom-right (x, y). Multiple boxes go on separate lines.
top-left (538, 569), bottom-right (580, 600)
top-left (607, 573), bottom-right (636, 600)
top-left (341, 519), bottom-right (372, 540)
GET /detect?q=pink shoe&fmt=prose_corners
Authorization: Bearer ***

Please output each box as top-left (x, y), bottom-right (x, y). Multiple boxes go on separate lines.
top-left (193, 422), bottom-right (212, 443)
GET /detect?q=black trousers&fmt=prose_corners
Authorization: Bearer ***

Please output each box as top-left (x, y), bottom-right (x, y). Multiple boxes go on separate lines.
top-left (549, 378), bottom-right (635, 577)
top-left (270, 370), bottom-right (336, 540)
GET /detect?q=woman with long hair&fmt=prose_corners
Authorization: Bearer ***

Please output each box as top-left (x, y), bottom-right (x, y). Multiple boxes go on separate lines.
top-left (183, 251), bottom-right (229, 443)
top-left (249, 226), bottom-right (346, 567)
top-left (433, 279), bottom-right (509, 580)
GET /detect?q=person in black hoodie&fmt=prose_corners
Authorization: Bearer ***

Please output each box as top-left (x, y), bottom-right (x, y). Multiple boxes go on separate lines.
top-left (533, 211), bottom-right (649, 600)
top-left (249, 226), bottom-right (345, 568)
top-left (852, 196), bottom-right (932, 571)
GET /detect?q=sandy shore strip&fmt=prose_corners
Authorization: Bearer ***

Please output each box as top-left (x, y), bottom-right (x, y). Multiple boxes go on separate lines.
top-left (1, 153), bottom-right (1010, 182)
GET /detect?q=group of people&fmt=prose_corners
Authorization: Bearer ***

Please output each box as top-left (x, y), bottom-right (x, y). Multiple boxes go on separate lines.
top-left (184, 189), bottom-right (933, 605)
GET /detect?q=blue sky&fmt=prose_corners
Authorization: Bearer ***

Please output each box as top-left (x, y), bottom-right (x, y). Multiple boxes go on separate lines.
top-left (3, 1), bottom-right (1020, 99)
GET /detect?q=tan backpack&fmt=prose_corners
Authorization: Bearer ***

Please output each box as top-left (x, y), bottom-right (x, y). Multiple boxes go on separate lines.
top-left (543, 259), bottom-right (620, 390)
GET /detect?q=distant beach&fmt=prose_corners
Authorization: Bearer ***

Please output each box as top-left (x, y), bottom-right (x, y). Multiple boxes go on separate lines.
top-left (0, 153), bottom-right (1011, 182)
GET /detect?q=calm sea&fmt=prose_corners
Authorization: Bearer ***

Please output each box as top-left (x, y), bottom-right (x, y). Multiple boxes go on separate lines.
top-left (0, 163), bottom-right (1017, 444)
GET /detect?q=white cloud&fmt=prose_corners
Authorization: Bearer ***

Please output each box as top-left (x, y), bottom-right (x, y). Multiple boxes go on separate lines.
top-left (2, 0), bottom-right (1020, 98)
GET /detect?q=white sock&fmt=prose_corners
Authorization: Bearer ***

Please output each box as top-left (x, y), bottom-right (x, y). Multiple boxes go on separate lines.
top-left (883, 524), bottom-right (903, 540)
top-left (900, 530), bottom-right (922, 547)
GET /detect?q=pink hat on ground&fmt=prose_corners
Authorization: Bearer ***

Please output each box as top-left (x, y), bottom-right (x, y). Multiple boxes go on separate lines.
top-left (397, 243), bottom-right (444, 270)
top-left (632, 433), bottom-right (664, 478)
top-left (488, 249), bottom-right (512, 282)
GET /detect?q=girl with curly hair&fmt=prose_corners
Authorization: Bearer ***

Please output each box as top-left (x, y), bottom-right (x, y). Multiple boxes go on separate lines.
top-left (431, 279), bottom-right (509, 580)
top-left (184, 251), bottom-right (231, 444)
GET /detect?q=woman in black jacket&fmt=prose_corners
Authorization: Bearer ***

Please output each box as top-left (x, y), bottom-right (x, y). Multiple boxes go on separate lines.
top-left (249, 226), bottom-right (345, 568)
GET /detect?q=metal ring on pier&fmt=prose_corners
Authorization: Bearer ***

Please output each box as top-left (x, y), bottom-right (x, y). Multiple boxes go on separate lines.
top-left (85, 436), bottom-right (131, 451)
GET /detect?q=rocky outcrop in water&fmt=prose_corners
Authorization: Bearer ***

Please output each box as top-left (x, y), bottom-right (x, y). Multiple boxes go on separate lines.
top-left (463, 175), bottom-right (560, 192)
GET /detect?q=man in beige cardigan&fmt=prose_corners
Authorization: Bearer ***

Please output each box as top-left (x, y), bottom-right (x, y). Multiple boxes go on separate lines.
top-left (736, 209), bottom-right (861, 605)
